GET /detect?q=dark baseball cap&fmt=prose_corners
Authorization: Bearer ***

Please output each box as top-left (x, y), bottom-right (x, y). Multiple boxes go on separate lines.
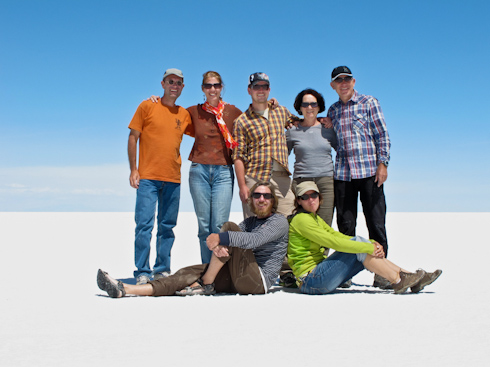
top-left (331, 66), bottom-right (352, 81)
top-left (249, 72), bottom-right (270, 86)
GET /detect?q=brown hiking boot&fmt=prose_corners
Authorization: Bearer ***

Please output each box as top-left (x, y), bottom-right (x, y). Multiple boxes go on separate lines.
top-left (392, 269), bottom-right (426, 294)
top-left (411, 269), bottom-right (442, 293)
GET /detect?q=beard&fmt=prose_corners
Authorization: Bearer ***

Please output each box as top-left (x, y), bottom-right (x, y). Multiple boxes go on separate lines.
top-left (253, 201), bottom-right (273, 218)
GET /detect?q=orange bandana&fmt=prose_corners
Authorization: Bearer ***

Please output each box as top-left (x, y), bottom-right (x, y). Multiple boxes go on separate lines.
top-left (202, 100), bottom-right (238, 149)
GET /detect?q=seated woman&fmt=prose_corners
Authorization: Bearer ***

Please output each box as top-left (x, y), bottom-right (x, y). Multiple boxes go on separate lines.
top-left (288, 181), bottom-right (442, 294)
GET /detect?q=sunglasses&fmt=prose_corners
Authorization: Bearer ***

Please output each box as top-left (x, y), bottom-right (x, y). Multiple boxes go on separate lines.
top-left (334, 76), bottom-right (353, 83)
top-left (252, 192), bottom-right (273, 199)
top-left (166, 80), bottom-right (183, 86)
top-left (251, 84), bottom-right (269, 91)
top-left (298, 192), bottom-right (319, 201)
top-left (202, 83), bottom-right (222, 89)
top-left (301, 102), bottom-right (318, 108)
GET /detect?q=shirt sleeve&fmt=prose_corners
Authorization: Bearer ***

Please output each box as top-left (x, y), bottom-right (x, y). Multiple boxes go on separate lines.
top-left (368, 98), bottom-right (390, 164)
top-left (291, 213), bottom-right (374, 255)
top-left (286, 129), bottom-right (293, 155)
top-left (183, 110), bottom-right (194, 137)
top-left (226, 215), bottom-right (289, 250)
top-left (231, 118), bottom-right (248, 163)
top-left (128, 101), bottom-right (147, 132)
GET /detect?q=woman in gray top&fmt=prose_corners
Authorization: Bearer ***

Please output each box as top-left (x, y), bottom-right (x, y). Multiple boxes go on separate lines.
top-left (286, 89), bottom-right (337, 226)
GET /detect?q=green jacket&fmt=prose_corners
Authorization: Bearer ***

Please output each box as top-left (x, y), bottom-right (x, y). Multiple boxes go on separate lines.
top-left (288, 212), bottom-right (375, 279)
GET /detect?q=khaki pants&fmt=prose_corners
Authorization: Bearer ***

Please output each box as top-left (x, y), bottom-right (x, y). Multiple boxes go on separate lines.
top-left (242, 172), bottom-right (295, 219)
top-left (149, 222), bottom-right (265, 296)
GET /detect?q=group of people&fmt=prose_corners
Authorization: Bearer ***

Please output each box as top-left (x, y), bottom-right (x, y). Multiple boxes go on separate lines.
top-left (97, 66), bottom-right (442, 298)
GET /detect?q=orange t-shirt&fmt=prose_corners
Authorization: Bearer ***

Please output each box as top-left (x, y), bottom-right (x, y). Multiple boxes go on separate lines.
top-left (128, 100), bottom-right (194, 183)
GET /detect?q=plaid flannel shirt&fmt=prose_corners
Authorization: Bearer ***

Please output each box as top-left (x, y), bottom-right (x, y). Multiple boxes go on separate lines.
top-left (327, 90), bottom-right (391, 181)
top-left (232, 105), bottom-right (292, 181)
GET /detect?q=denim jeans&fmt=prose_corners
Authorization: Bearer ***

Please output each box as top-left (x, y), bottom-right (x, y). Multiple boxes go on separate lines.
top-left (134, 179), bottom-right (180, 277)
top-left (300, 251), bottom-right (365, 295)
top-left (189, 163), bottom-right (234, 263)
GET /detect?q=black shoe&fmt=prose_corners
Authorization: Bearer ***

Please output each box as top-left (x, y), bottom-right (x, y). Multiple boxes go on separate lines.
top-left (279, 272), bottom-right (298, 288)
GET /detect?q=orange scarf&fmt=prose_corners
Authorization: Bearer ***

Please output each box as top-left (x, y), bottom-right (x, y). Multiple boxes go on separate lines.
top-left (202, 100), bottom-right (238, 149)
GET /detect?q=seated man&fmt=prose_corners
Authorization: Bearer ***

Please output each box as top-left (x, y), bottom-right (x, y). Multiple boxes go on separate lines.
top-left (97, 181), bottom-right (289, 298)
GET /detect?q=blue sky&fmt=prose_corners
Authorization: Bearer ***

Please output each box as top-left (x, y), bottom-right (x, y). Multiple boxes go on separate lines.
top-left (1, 0), bottom-right (489, 212)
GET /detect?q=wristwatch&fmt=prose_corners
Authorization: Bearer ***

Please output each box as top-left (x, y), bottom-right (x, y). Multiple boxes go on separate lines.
top-left (381, 161), bottom-right (389, 167)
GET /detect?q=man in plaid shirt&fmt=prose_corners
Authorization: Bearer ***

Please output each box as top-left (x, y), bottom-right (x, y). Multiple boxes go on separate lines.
top-left (327, 66), bottom-right (391, 288)
top-left (232, 72), bottom-right (296, 218)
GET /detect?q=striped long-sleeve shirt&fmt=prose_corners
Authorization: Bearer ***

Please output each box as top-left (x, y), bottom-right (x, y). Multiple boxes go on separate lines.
top-left (327, 90), bottom-right (391, 181)
top-left (219, 213), bottom-right (289, 289)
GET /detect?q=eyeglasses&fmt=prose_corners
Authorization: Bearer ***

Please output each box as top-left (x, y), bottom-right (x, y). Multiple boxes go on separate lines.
top-left (300, 102), bottom-right (318, 108)
top-left (251, 84), bottom-right (269, 91)
top-left (334, 76), bottom-right (353, 83)
top-left (202, 83), bottom-right (222, 89)
top-left (298, 192), bottom-right (319, 201)
top-left (252, 192), bottom-right (273, 199)
top-left (166, 80), bottom-right (183, 86)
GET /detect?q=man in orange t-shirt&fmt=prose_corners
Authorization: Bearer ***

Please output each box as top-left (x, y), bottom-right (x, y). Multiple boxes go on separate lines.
top-left (128, 68), bottom-right (193, 285)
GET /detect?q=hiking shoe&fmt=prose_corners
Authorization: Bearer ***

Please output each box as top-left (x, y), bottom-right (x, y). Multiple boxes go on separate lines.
top-left (373, 274), bottom-right (392, 289)
top-left (97, 269), bottom-right (126, 298)
top-left (338, 279), bottom-right (352, 288)
top-left (175, 279), bottom-right (216, 296)
top-left (411, 269), bottom-right (442, 293)
top-left (136, 274), bottom-right (150, 285)
top-left (392, 269), bottom-right (426, 294)
top-left (153, 271), bottom-right (170, 280)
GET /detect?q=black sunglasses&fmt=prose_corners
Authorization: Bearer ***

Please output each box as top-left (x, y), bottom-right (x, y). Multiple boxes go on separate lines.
top-left (298, 192), bottom-right (319, 201)
top-left (202, 83), bottom-right (222, 89)
top-left (301, 102), bottom-right (318, 108)
top-left (334, 76), bottom-right (353, 83)
top-left (252, 192), bottom-right (273, 199)
top-left (166, 80), bottom-right (183, 86)
top-left (251, 84), bottom-right (269, 91)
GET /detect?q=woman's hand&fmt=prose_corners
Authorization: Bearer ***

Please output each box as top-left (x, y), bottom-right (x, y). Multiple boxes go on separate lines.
top-left (147, 95), bottom-right (160, 103)
top-left (319, 117), bottom-right (333, 128)
top-left (372, 241), bottom-right (385, 258)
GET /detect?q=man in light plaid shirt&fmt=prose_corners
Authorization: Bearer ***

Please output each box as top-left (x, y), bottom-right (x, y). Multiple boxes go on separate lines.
top-left (232, 72), bottom-right (296, 219)
top-left (327, 66), bottom-right (392, 289)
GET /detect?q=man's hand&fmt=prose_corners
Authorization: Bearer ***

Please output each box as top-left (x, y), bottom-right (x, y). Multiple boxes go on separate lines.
top-left (212, 245), bottom-right (229, 258)
top-left (372, 241), bottom-right (385, 258)
top-left (239, 185), bottom-right (250, 203)
top-left (206, 233), bottom-right (220, 250)
top-left (129, 169), bottom-right (140, 189)
top-left (286, 115), bottom-right (302, 130)
top-left (206, 233), bottom-right (229, 258)
top-left (318, 117), bottom-right (333, 128)
top-left (148, 95), bottom-right (160, 103)
top-left (375, 163), bottom-right (388, 187)
top-left (268, 98), bottom-right (279, 110)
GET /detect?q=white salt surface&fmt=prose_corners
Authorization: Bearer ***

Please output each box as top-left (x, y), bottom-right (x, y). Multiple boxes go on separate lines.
top-left (1, 212), bottom-right (489, 366)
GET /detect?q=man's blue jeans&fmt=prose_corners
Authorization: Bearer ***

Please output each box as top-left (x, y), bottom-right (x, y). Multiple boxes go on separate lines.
top-left (134, 179), bottom-right (180, 277)
top-left (189, 163), bottom-right (234, 263)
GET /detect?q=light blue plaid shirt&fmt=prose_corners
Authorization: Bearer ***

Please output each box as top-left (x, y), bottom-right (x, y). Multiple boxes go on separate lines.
top-left (327, 90), bottom-right (391, 181)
